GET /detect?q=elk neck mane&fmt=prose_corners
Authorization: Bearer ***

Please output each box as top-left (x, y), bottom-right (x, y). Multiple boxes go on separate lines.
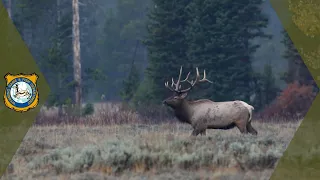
top-left (173, 99), bottom-right (213, 124)
top-left (187, 99), bottom-right (213, 105)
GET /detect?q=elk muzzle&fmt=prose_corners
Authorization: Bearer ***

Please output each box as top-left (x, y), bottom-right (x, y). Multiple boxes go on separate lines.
top-left (162, 99), bottom-right (168, 105)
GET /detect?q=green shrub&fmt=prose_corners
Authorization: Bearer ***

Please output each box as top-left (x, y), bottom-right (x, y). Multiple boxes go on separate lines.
top-left (28, 136), bottom-right (284, 174)
top-left (82, 103), bottom-right (94, 116)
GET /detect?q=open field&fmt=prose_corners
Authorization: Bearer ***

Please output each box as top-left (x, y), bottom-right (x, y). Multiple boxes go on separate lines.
top-left (1, 120), bottom-right (300, 180)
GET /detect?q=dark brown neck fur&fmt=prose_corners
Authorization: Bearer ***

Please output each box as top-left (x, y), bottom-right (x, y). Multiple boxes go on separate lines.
top-left (173, 99), bottom-right (192, 124)
top-left (171, 99), bottom-right (213, 124)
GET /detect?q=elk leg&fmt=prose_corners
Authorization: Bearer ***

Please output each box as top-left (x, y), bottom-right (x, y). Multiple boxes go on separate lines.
top-left (235, 121), bottom-right (248, 134)
top-left (191, 128), bottom-right (202, 136)
top-left (191, 122), bottom-right (207, 136)
top-left (246, 121), bottom-right (258, 135)
top-left (200, 129), bottom-right (206, 136)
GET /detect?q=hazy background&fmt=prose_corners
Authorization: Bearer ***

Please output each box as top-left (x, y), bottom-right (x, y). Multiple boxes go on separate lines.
top-left (252, 0), bottom-right (286, 88)
top-left (2, 0), bottom-right (315, 116)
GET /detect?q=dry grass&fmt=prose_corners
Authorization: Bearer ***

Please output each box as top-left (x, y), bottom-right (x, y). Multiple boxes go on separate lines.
top-left (1, 119), bottom-right (300, 180)
top-left (35, 102), bottom-right (172, 125)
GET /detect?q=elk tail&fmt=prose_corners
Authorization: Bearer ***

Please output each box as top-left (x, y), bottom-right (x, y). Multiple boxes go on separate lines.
top-left (238, 101), bottom-right (254, 122)
top-left (248, 109), bottom-right (252, 122)
top-left (246, 105), bottom-right (257, 135)
top-left (247, 105), bottom-right (254, 122)
top-left (237, 101), bottom-right (256, 134)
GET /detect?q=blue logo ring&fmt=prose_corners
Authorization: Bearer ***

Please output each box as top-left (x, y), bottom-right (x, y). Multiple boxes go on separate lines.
top-left (6, 77), bottom-right (37, 108)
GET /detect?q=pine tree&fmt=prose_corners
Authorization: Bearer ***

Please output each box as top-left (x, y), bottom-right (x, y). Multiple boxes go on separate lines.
top-left (281, 30), bottom-right (314, 85)
top-left (185, 0), bottom-right (269, 102)
top-left (120, 64), bottom-right (140, 102)
top-left (98, 0), bottom-right (151, 101)
top-left (260, 64), bottom-right (280, 107)
top-left (142, 0), bottom-right (191, 103)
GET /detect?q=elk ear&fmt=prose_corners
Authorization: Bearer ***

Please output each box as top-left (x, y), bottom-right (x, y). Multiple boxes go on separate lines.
top-left (180, 92), bottom-right (188, 99)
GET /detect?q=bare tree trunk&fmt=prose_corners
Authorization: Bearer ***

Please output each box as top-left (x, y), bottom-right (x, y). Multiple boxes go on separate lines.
top-left (57, 0), bottom-right (60, 24)
top-left (57, 0), bottom-right (63, 117)
top-left (6, 0), bottom-right (12, 62)
top-left (72, 0), bottom-right (82, 107)
top-left (129, 40), bottom-right (139, 74)
top-left (28, 23), bottom-right (33, 47)
top-left (7, 0), bottom-right (12, 19)
top-left (22, 22), bottom-right (33, 48)
top-left (57, 0), bottom-right (62, 89)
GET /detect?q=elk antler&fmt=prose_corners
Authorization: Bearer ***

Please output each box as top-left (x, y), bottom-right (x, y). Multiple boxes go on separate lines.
top-left (165, 66), bottom-right (183, 92)
top-left (165, 66), bottom-right (212, 93)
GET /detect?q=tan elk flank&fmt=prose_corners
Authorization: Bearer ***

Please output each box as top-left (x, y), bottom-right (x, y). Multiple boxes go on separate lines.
top-left (162, 66), bottom-right (257, 136)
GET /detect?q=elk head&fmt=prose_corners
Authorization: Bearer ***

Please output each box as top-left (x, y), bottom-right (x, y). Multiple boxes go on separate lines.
top-left (163, 66), bottom-right (212, 108)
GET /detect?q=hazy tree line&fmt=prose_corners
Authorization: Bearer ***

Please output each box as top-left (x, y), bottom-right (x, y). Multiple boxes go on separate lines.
top-left (2, 0), bottom-right (316, 117)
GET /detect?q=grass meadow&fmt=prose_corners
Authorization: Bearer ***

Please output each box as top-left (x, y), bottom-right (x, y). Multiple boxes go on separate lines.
top-left (1, 103), bottom-right (301, 180)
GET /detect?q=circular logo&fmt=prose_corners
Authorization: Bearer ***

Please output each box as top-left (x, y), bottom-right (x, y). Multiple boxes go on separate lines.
top-left (5, 77), bottom-right (37, 108)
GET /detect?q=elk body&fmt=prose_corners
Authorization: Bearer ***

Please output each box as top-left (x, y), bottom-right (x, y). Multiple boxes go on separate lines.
top-left (163, 67), bottom-right (257, 136)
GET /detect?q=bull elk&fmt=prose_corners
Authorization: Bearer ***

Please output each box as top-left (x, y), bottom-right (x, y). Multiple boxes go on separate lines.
top-left (162, 66), bottom-right (257, 136)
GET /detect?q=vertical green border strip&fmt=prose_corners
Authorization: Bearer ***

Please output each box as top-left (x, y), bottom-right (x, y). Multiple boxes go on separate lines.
top-left (270, 0), bottom-right (320, 180)
top-left (0, 2), bottom-right (50, 176)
